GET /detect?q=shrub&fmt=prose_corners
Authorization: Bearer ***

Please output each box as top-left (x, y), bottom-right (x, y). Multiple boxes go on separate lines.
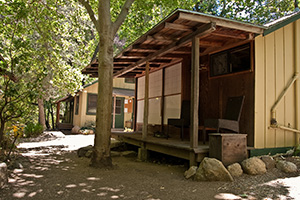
top-left (24, 122), bottom-right (44, 138)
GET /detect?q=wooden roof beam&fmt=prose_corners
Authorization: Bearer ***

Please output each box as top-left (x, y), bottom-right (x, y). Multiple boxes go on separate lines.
top-left (164, 22), bottom-right (193, 31)
top-left (211, 32), bottom-right (247, 40)
top-left (146, 35), bottom-right (178, 43)
top-left (123, 52), bottom-right (149, 58)
top-left (131, 44), bottom-right (162, 52)
top-left (178, 12), bottom-right (264, 34)
top-left (113, 22), bottom-right (216, 78)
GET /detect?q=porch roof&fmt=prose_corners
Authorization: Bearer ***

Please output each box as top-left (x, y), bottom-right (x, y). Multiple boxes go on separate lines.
top-left (82, 9), bottom-right (266, 78)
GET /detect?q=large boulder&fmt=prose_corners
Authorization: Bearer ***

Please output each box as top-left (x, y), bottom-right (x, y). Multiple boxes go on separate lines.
top-left (227, 163), bottom-right (243, 177)
top-left (276, 161), bottom-right (297, 173)
top-left (184, 166), bottom-right (198, 179)
top-left (241, 157), bottom-right (267, 175)
top-left (71, 126), bottom-right (80, 134)
top-left (0, 163), bottom-right (8, 188)
top-left (194, 157), bottom-right (233, 182)
top-left (260, 155), bottom-right (276, 170)
top-left (77, 145), bottom-right (93, 157)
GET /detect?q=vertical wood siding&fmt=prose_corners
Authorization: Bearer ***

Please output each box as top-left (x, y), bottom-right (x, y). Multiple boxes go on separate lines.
top-left (255, 19), bottom-right (300, 148)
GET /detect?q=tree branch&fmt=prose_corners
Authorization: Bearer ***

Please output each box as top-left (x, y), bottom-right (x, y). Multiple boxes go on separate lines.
top-left (112, 0), bottom-right (135, 35)
top-left (0, 54), bottom-right (18, 82)
top-left (78, 0), bottom-right (100, 33)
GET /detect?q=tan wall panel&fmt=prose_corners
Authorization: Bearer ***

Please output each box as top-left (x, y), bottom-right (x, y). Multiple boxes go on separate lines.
top-left (296, 20), bottom-right (300, 139)
top-left (255, 20), bottom-right (300, 148)
top-left (137, 77), bottom-right (145, 100)
top-left (136, 100), bottom-right (144, 123)
top-left (265, 32), bottom-right (276, 147)
top-left (149, 70), bottom-right (162, 98)
top-left (113, 78), bottom-right (135, 90)
top-left (274, 28), bottom-right (286, 147)
top-left (254, 35), bottom-right (266, 148)
top-left (163, 95), bottom-right (181, 124)
top-left (284, 23), bottom-right (296, 146)
top-left (164, 63), bottom-right (181, 96)
top-left (148, 98), bottom-right (161, 124)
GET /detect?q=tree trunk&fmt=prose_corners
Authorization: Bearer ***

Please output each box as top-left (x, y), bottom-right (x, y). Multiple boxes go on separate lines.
top-left (0, 120), bottom-right (5, 145)
top-left (90, 0), bottom-right (114, 168)
top-left (38, 98), bottom-right (46, 130)
top-left (50, 103), bottom-right (55, 130)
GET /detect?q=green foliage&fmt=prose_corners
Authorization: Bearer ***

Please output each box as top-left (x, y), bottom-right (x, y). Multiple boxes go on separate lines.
top-left (113, 0), bottom-right (198, 51)
top-left (193, 0), bottom-right (300, 24)
top-left (0, 0), bottom-right (97, 143)
top-left (112, 0), bottom-right (300, 51)
top-left (24, 122), bottom-right (44, 138)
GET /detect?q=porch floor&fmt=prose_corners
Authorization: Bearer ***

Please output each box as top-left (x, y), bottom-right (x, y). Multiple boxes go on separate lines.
top-left (112, 132), bottom-right (209, 164)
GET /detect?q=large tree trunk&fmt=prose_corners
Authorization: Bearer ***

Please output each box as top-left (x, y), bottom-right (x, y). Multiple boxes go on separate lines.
top-left (90, 0), bottom-right (114, 168)
top-left (38, 98), bottom-right (46, 130)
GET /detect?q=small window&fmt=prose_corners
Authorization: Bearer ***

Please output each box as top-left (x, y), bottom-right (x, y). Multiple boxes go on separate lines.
top-left (125, 78), bottom-right (135, 83)
top-left (210, 43), bottom-right (251, 77)
top-left (112, 99), bottom-right (122, 115)
top-left (87, 94), bottom-right (97, 115)
top-left (75, 95), bottom-right (79, 115)
top-left (115, 99), bottom-right (122, 115)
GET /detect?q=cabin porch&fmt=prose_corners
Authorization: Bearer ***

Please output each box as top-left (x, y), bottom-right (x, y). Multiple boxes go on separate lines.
top-left (112, 132), bottom-right (209, 164)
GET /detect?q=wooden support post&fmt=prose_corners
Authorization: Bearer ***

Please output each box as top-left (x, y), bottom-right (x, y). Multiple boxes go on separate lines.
top-left (143, 62), bottom-right (150, 139)
top-left (138, 145), bottom-right (149, 161)
top-left (189, 152), bottom-right (197, 166)
top-left (56, 102), bottom-right (60, 128)
top-left (160, 68), bottom-right (165, 134)
top-left (190, 37), bottom-right (199, 149)
top-left (112, 95), bottom-right (116, 129)
top-left (133, 78), bottom-right (138, 131)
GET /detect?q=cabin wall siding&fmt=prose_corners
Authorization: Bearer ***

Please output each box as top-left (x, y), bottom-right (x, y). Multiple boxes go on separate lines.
top-left (254, 19), bottom-right (300, 148)
top-left (72, 79), bottom-right (134, 128)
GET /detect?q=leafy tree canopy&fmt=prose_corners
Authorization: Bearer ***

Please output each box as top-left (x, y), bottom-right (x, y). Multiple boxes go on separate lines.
top-left (0, 0), bottom-right (96, 142)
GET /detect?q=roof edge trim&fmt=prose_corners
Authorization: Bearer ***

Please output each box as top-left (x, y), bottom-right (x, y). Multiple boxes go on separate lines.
top-left (264, 12), bottom-right (300, 36)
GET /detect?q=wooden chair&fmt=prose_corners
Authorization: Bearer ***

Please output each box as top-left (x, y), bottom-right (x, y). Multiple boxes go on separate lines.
top-left (167, 100), bottom-right (190, 140)
top-left (202, 96), bottom-right (245, 144)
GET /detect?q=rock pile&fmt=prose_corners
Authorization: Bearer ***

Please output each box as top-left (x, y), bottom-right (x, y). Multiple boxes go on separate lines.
top-left (184, 155), bottom-right (298, 181)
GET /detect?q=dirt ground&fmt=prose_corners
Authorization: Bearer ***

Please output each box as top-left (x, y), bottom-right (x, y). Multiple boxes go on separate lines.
top-left (1, 132), bottom-right (300, 200)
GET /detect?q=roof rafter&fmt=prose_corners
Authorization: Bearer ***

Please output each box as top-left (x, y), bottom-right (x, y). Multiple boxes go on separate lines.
top-left (113, 22), bottom-right (216, 78)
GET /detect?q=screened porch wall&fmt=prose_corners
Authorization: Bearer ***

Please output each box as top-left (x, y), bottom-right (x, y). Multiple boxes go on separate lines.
top-left (136, 63), bottom-right (182, 130)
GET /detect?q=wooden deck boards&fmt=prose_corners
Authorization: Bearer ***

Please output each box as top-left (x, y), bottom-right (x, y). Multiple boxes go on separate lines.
top-left (112, 132), bottom-right (209, 163)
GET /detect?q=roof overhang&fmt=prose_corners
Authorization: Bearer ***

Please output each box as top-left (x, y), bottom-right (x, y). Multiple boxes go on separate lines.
top-left (264, 11), bottom-right (300, 36)
top-left (82, 9), bottom-right (266, 78)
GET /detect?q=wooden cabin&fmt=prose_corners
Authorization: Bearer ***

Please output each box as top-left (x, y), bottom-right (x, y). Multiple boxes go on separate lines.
top-left (83, 9), bottom-right (300, 165)
top-left (56, 78), bottom-right (135, 132)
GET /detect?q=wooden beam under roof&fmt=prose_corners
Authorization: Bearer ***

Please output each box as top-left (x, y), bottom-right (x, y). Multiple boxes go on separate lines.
top-left (132, 44), bottom-right (162, 52)
top-left (113, 22), bottom-right (216, 78)
top-left (164, 22), bottom-right (193, 31)
top-left (146, 35), bottom-right (178, 43)
top-left (178, 12), bottom-right (264, 34)
top-left (123, 52), bottom-right (149, 58)
top-left (211, 32), bottom-right (248, 40)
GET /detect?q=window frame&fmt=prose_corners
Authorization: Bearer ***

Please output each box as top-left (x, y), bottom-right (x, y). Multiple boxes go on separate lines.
top-left (75, 95), bottom-right (79, 115)
top-left (86, 93), bottom-right (97, 115)
top-left (209, 42), bottom-right (252, 78)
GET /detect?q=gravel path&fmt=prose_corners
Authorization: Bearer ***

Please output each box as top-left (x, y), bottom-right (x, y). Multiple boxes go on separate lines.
top-left (1, 132), bottom-right (300, 200)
